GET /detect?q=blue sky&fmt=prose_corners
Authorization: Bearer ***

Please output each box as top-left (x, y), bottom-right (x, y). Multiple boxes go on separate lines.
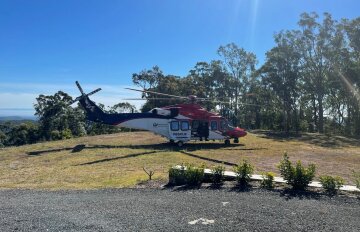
top-left (0, 0), bottom-right (359, 116)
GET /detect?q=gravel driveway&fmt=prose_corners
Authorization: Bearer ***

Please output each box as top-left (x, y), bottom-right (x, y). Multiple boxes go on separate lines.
top-left (0, 188), bottom-right (359, 231)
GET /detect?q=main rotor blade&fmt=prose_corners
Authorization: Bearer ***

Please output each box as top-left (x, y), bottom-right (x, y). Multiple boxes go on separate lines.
top-left (199, 99), bottom-right (231, 104)
top-left (195, 92), bottom-right (254, 102)
top-left (125, 88), bottom-right (188, 99)
top-left (237, 102), bottom-right (266, 107)
top-left (123, 98), bottom-right (182, 100)
top-left (75, 81), bottom-right (85, 96)
top-left (200, 99), bottom-right (265, 107)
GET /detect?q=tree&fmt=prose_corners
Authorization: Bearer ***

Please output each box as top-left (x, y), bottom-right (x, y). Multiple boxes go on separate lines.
top-left (109, 102), bottom-right (137, 113)
top-left (138, 74), bottom-right (184, 112)
top-left (0, 131), bottom-right (7, 147)
top-left (34, 91), bottom-right (86, 140)
top-left (259, 31), bottom-right (301, 133)
top-left (295, 12), bottom-right (338, 133)
top-left (132, 65), bottom-right (163, 95)
top-left (188, 61), bottom-right (226, 111)
top-left (6, 122), bottom-right (39, 146)
top-left (218, 43), bottom-right (257, 126)
top-left (342, 17), bottom-right (360, 136)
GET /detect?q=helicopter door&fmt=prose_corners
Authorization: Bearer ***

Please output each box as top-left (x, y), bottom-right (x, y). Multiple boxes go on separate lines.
top-left (192, 120), bottom-right (209, 139)
top-left (191, 120), bottom-right (199, 137)
top-left (169, 120), bottom-right (191, 141)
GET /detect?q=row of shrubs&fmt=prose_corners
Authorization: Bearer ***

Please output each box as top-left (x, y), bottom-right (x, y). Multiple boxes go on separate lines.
top-left (169, 153), bottom-right (360, 194)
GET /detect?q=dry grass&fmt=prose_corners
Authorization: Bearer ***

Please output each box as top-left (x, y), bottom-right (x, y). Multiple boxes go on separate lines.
top-left (0, 131), bottom-right (359, 189)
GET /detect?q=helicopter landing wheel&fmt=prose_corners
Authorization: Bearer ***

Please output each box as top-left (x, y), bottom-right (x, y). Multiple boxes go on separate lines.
top-left (234, 138), bottom-right (239, 143)
top-left (177, 141), bottom-right (184, 147)
top-left (224, 139), bottom-right (230, 146)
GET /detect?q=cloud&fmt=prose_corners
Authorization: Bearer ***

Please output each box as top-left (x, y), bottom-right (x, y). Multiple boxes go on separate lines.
top-left (0, 93), bottom-right (38, 108)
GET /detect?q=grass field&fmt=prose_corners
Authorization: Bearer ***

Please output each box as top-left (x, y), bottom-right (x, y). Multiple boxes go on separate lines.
top-left (0, 131), bottom-right (359, 189)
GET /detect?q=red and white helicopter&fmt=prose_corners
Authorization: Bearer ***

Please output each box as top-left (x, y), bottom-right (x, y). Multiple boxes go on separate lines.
top-left (72, 81), bottom-right (247, 146)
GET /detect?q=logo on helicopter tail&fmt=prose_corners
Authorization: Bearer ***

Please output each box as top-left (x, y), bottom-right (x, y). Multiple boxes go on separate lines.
top-left (153, 123), bottom-right (167, 127)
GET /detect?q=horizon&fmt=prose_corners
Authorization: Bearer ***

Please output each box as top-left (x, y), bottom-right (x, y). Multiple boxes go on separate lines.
top-left (1, 0), bottom-right (359, 117)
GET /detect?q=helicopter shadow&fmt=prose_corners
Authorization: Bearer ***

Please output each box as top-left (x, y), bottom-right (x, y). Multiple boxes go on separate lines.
top-left (179, 150), bottom-right (237, 166)
top-left (26, 142), bottom-right (249, 156)
top-left (75, 150), bottom-right (163, 166)
top-left (26, 142), bottom-right (267, 168)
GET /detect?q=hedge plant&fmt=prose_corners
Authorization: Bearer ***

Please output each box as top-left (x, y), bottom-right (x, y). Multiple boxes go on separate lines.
top-left (278, 153), bottom-right (316, 190)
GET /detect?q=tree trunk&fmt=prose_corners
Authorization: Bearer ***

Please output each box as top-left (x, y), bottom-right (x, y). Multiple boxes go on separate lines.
top-left (234, 88), bottom-right (238, 126)
top-left (311, 96), bottom-right (317, 133)
top-left (318, 96), bottom-right (324, 133)
top-left (345, 103), bottom-right (351, 135)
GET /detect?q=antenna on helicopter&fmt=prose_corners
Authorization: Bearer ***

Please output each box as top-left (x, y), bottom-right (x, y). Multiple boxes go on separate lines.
top-left (70, 81), bottom-right (102, 105)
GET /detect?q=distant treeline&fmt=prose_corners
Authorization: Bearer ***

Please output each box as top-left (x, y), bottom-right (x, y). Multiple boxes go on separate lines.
top-left (133, 12), bottom-right (360, 137)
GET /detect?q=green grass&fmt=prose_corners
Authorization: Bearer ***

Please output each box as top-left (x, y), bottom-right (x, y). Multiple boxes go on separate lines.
top-left (0, 131), bottom-right (359, 189)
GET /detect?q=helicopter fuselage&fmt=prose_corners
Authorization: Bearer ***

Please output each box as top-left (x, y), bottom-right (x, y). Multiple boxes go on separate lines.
top-left (75, 82), bottom-right (247, 146)
top-left (112, 103), bottom-right (247, 144)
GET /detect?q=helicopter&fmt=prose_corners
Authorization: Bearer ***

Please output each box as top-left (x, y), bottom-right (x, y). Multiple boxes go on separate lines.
top-left (71, 81), bottom-right (247, 147)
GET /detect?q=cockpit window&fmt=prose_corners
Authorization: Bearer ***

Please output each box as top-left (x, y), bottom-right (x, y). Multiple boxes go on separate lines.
top-left (181, 121), bottom-right (189, 131)
top-left (170, 121), bottom-right (179, 131)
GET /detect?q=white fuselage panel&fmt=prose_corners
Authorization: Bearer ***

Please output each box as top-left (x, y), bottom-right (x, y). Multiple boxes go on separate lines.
top-left (117, 117), bottom-right (227, 142)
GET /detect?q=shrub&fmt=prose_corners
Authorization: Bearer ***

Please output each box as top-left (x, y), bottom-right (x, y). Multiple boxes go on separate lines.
top-left (210, 165), bottom-right (225, 185)
top-left (168, 164), bottom-right (204, 186)
top-left (185, 164), bottom-right (205, 186)
top-left (261, 172), bottom-right (275, 189)
top-left (168, 166), bottom-right (187, 185)
top-left (278, 153), bottom-right (316, 190)
top-left (353, 171), bottom-right (360, 189)
top-left (319, 175), bottom-right (344, 193)
top-left (50, 130), bottom-right (61, 140)
top-left (61, 129), bottom-right (73, 139)
top-left (233, 160), bottom-right (254, 186)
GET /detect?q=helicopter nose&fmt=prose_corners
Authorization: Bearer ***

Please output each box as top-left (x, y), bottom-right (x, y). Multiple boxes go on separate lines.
top-left (227, 127), bottom-right (247, 138)
top-left (235, 128), bottom-right (247, 137)
top-left (239, 130), bottom-right (247, 137)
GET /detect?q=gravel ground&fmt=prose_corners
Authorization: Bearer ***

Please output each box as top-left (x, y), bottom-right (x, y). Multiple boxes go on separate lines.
top-left (0, 188), bottom-right (359, 231)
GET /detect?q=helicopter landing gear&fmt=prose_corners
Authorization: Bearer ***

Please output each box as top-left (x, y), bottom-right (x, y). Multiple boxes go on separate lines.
top-left (224, 139), bottom-right (230, 146)
top-left (177, 141), bottom-right (184, 147)
top-left (234, 138), bottom-right (239, 143)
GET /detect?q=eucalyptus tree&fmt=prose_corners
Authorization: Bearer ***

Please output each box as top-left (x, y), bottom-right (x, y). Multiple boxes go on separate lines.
top-left (132, 65), bottom-right (164, 97)
top-left (294, 12), bottom-right (339, 133)
top-left (138, 74), bottom-right (184, 112)
top-left (341, 17), bottom-right (360, 136)
top-left (110, 102), bottom-right (137, 113)
top-left (259, 31), bottom-right (301, 133)
top-left (34, 91), bottom-right (86, 140)
top-left (217, 43), bottom-right (257, 126)
top-left (187, 61), bottom-right (230, 111)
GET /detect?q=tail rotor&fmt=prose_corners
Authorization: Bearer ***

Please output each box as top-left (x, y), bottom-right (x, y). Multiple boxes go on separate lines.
top-left (70, 81), bottom-right (102, 105)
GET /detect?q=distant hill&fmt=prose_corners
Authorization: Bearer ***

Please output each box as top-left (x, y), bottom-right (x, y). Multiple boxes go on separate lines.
top-left (0, 116), bottom-right (37, 121)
